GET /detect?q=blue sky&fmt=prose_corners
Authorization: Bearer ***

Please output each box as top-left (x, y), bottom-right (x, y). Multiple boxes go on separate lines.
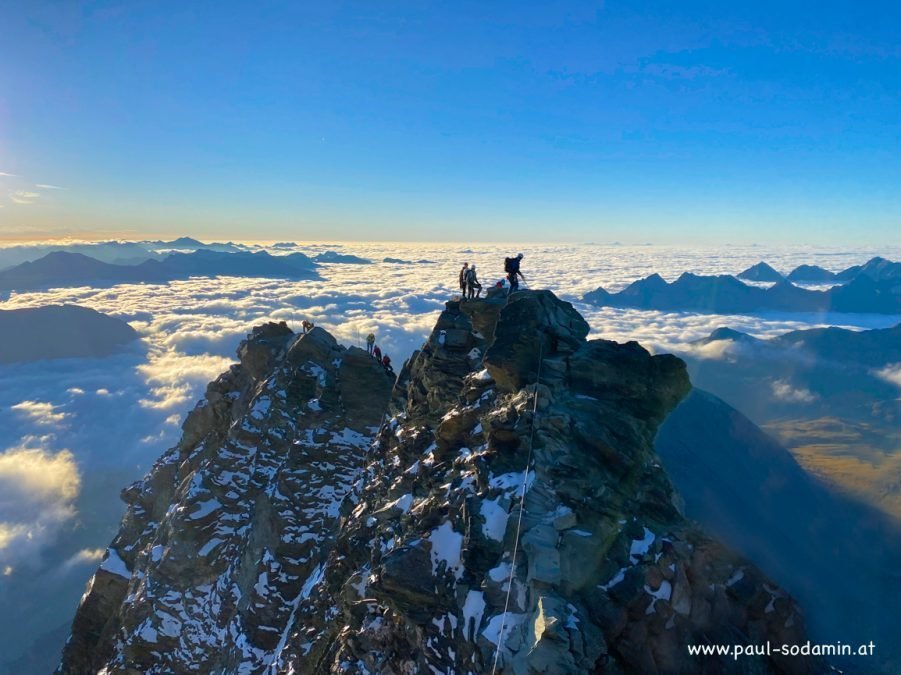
top-left (0, 0), bottom-right (899, 244)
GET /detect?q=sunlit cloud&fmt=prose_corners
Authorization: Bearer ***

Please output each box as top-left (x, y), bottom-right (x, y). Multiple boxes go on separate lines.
top-left (63, 547), bottom-right (105, 568)
top-left (771, 379), bottom-right (818, 403)
top-left (0, 440), bottom-right (81, 567)
top-left (9, 190), bottom-right (40, 204)
top-left (35, 184), bottom-right (64, 190)
top-left (874, 363), bottom-right (901, 389)
top-left (0, 172), bottom-right (15, 177)
top-left (11, 400), bottom-right (70, 426)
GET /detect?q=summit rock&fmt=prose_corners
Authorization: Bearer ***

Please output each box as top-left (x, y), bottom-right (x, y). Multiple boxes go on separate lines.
top-left (58, 291), bottom-right (821, 674)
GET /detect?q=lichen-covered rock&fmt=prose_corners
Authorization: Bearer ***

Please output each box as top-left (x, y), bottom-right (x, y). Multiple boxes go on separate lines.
top-left (58, 293), bottom-right (825, 675)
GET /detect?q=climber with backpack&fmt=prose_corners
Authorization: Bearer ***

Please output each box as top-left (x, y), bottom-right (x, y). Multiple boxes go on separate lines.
top-left (373, 345), bottom-right (382, 362)
top-left (504, 253), bottom-right (525, 293)
top-left (382, 354), bottom-right (394, 376)
top-left (459, 262), bottom-right (470, 300)
top-left (466, 263), bottom-right (482, 299)
top-left (366, 332), bottom-right (375, 355)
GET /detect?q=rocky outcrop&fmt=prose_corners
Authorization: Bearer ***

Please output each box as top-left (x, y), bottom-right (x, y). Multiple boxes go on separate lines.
top-left (58, 321), bottom-right (393, 674)
top-left (59, 292), bottom-right (822, 674)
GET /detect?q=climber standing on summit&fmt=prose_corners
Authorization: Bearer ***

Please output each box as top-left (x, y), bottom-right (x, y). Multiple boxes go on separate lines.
top-left (466, 264), bottom-right (482, 299)
top-left (459, 262), bottom-right (470, 300)
top-left (504, 253), bottom-right (525, 294)
top-left (366, 332), bottom-right (375, 355)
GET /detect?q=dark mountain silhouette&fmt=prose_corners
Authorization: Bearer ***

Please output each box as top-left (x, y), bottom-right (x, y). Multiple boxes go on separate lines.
top-left (161, 249), bottom-right (317, 278)
top-left (383, 257), bottom-right (436, 264)
top-left (684, 322), bottom-right (901, 426)
top-left (0, 252), bottom-right (174, 291)
top-left (0, 242), bottom-right (158, 270)
top-left (836, 256), bottom-right (901, 282)
top-left (0, 250), bottom-right (319, 292)
top-left (658, 389), bottom-right (901, 673)
top-left (584, 270), bottom-right (901, 314)
top-left (0, 305), bottom-right (138, 363)
top-left (737, 261), bottom-right (784, 282)
top-left (780, 256), bottom-right (901, 284)
top-left (786, 264), bottom-right (837, 283)
top-left (312, 250), bottom-right (372, 264)
top-left (694, 326), bottom-right (762, 345)
top-left (145, 237), bottom-right (245, 253)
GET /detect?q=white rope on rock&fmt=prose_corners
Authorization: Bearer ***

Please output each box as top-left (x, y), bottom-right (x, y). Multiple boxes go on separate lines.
top-left (490, 335), bottom-right (544, 675)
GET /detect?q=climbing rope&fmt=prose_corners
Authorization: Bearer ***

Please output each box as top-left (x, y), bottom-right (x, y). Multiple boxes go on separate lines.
top-left (490, 338), bottom-right (544, 674)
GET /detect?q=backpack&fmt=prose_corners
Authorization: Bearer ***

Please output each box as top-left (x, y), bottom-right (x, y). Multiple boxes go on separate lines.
top-left (465, 268), bottom-right (476, 284)
top-left (504, 257), bottom-right (519, 274)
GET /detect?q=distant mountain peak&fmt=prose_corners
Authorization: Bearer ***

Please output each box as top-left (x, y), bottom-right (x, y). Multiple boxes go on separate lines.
top-left (737, 261), bottom-right (784, 282)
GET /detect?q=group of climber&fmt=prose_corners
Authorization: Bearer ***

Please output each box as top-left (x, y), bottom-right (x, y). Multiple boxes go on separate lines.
top-left (458, 253), bottom-right (525, 300)
top-left (365, 332), bottom-right (394, 376)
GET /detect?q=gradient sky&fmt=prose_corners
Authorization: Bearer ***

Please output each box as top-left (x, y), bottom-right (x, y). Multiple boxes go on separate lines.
top-left (0, 1), bottom-right (899, 244)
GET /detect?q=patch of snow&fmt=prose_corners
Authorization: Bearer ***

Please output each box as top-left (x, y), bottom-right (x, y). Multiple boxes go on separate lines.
top-left (644, 580), bottom-right (672, 614)
top-left (565, 603), bottom-right (580, 630)
top-left (428, 521), bottom-right (465, 580)
top-left (726, 568), bottom-right (745, 587)
top-left (99, 548), bottom-right (130, 579)
top-left (482, 612), bottom-right (526, 647)
top-left (489, 561), bottom-right (512, 584)
top-left (480, 498), bottom-right (508, 542)
top-left (387, 493), bottom-right (413, 514)
top-left (136, 619), bottom-right (158, 643)
top-left (462, 590), bottom-right (486, 641)
top-left (249, 396), bottom-right (271, 420)
top-left (629, 527), bottom-right (655, 563)
top-left (489, 470), bottom-right (535, 495)
top-left (302, 362), bottom-right (327, 386)
top-left (188, 497), bottom-right (222, 521)
top-left (600, 568), bottom-right (626, 591)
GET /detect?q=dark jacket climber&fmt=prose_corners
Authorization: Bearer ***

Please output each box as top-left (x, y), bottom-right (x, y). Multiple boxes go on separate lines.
top-left (459, 262), bottom-right (470, 298)
top-left (382, 355), bottom-right (394, 375)
top-left (373, 345), bottom-right (382, 362)
top-left (504, 253), bottom-right (525, 293)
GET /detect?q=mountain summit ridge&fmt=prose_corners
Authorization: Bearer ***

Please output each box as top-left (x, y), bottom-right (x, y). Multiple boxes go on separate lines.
top-left (58, 290), bottom-right (821, 674)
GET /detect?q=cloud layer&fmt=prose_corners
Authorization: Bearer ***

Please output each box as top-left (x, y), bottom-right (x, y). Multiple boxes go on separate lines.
top-left (0, 241), bottom-right (898, 662)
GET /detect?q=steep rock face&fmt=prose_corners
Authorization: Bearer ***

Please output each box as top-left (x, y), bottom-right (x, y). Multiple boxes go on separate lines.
top-left (60, 292), bottom-right (821, 674)
top-left (279, 292), bottom-right (819, 674)
top-left (58, 322), bottom-right (393, 674)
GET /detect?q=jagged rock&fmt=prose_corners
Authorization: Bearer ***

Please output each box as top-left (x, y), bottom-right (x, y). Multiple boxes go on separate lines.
top-left (58, 291), bottom-right (824, 675)
top-left (58, 322), bottom-right (394, 674)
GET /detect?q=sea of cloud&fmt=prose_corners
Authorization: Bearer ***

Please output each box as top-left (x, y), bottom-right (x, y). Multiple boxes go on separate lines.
top-left (0, 241), bottom-right (899, 662)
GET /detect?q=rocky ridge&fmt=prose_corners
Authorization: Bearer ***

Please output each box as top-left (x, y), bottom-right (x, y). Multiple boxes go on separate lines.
top-left (59, 291), bottom-right (822, 674)
top-left (58, 322), bottom-right (393, 674)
